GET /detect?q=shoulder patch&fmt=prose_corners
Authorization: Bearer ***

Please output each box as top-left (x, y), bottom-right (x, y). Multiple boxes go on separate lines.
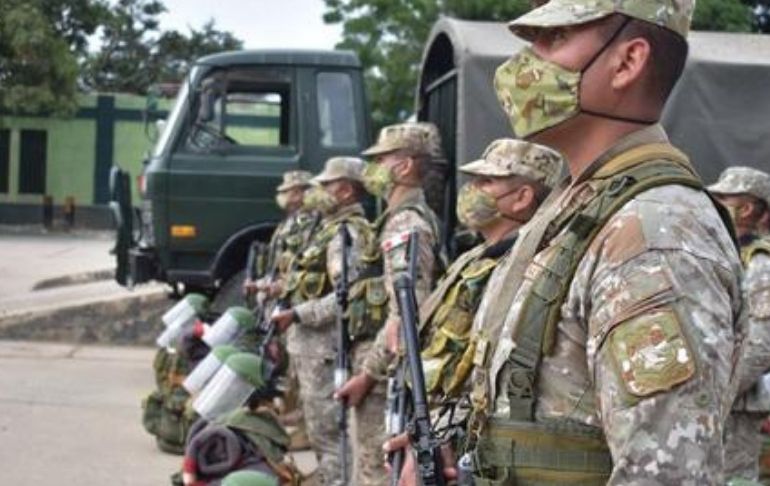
top-left (608, 308), bottom-right (695, 397)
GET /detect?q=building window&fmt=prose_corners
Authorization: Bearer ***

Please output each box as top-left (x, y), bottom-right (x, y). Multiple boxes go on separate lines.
top-left (19, 130), bottom-right (47, 194)
top-left (0, 130), bottom-right (9, 193)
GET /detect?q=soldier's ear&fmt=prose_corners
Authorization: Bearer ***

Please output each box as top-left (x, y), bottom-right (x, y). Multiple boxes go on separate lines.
top-left (610, 36), bottom-right (650, 92)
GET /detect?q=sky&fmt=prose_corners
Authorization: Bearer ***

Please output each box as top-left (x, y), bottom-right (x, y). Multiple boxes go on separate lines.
top-left (159, 0), bottom-right (343, 50)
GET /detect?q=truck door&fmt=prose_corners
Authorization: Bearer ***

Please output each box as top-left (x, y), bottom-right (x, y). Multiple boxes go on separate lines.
top-left (164, 65), bottom-right (300, 286)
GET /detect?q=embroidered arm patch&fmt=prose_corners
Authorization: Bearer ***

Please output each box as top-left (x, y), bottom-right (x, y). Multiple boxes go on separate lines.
top-left (608, 309), bottom-right (695, 397)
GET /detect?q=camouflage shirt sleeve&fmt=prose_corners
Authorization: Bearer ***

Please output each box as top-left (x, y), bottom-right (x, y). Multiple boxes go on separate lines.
top-left (294, 222), bottom-right (365, 328)
top-left (735, 251), bottom-right (770, 395)
top-left (362, 208), bottom-right (438, 379)
top-left (581, 186), bottom-right (741, 485)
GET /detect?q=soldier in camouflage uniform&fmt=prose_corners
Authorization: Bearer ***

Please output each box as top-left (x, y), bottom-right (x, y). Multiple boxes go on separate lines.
top-left (244, 170), bottom-right (318, 300)
top-left (270, 157), bottom-right (373, 485)
top-left (335, 122), bottom-right (443, 486)
top-left (243, 170), bottom-right (318, 434)
top-left (382, 139), bottom-right (563, 464)
top-left (416, 1), bottom-right (745, 485)
top-left (709, 167), bottom-right (770, 482)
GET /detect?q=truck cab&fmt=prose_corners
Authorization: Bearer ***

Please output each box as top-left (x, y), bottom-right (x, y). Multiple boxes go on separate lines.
top-left (110, 50), bottom-right (370, 295)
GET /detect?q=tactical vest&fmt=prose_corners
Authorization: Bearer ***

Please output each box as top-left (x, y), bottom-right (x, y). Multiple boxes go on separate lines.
top-left (271, 211), bottom-right (320, 279)
top-left (422, 238), bottom-right (513, 399)
top-left (347, 201), bottom-right (443, 343)
top-left (283, 211), bottom-right (371, 307)
top-left (469, 143), bottom-right (731, 485)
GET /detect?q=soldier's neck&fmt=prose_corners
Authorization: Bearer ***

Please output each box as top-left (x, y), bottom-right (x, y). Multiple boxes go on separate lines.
top-left (532, 116), bottom-right (643, 178)
top-left (481, 219), bottom-right (521, 244)
top-left (387, 184), bottom-right (420, 209)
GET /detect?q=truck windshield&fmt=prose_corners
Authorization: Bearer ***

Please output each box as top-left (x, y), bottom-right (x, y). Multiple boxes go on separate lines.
top-left (181, 67), bottom-right (292, 153)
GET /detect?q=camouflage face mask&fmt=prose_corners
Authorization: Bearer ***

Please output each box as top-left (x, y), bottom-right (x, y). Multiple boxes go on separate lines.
top-left (495, 18), bottom-right (650, 138)
top-left (303, 185), bottom-right (337, 214)
top-left (456, 183), bottom-right (502, 230)
top-left (494, 47), bottom-right (581, 139)
top-left (363, 162), bottom-right (396, 198)
top-left (275, 192), bottom-right (290, 210)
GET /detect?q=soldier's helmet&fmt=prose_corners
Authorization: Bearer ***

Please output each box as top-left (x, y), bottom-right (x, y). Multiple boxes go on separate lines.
top-left (459, 138), bottom-right (564, 189)
top-left (312, 156), bottom-right (366, 184)
top-left (508, 0), bottom-right (695, 41)
top-left (708, 166), bottom-right (770, 206)
top-left (362, 122), bottom-right (443, 158)
top-left (221, 470), bottom-right (278, 486)
top-left (276, 170), bottom-right (313, 192)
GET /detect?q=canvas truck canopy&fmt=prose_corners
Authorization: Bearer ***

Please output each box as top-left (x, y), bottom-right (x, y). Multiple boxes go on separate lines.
top-left (418, 17), bottom-right (770, 187)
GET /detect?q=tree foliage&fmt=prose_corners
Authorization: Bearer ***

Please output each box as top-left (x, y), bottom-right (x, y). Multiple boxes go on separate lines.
top-left (0, 0), bottom-right (243, 116)
top-left (0, 1), bottom-right (82, 116)
top-left (82, 0), bottom-right (243, 93)
top-left (324, 0), bottom-right (758, 130)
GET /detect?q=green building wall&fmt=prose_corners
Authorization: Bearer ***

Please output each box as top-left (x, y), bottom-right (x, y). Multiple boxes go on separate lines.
top-left (0, 93), bottom-right (171, 227)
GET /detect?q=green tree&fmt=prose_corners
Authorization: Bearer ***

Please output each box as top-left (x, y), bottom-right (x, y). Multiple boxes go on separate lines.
top-left (0, 1), bottom-right (80, 116)
top-left (83, 0), bottom-right (243, 93)
top-left (693, 0), bottom-right (753, 31)
top-left (324, 0), bottom-right (755, 129)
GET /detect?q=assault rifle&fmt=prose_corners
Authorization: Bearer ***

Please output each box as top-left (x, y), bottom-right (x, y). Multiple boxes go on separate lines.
top-left (388, 231), bottom-right (420, 485)
top-left (335, 222), bottom-right (352, 484)
top-left (393, 231), bottom-right (446, 486)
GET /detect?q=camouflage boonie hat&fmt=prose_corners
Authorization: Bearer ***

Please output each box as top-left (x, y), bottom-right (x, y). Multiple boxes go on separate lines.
top-left (509, 0), bottom-right (695, 40)
top-left (459, 138), bottom-right (564, 189)
top-left (312, 156), bottom-right (365, 184)
top-left (276, 170), bottom-right (313, 192)
top-left (362, 122), bottom-right (441, 157)
top-left (708, 166), bottom-right (770, 205)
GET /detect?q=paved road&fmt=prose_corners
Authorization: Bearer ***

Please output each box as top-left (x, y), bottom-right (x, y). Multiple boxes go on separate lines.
top-left (0, 229), bottom-right (114, 297)
top-left (0, 229), bottom-right (165, 322)
top-left (0, 340), bottom-right (315, 485)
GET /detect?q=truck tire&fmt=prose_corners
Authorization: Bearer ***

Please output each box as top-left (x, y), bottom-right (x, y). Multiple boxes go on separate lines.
top-left (210, 268), bottom-right (247, 313)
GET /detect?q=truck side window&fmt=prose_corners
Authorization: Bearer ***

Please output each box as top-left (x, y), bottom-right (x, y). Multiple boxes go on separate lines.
top-left (317, 72), bottom-right (358, 148)
top-left (183, 68), bottom-right (292, 153)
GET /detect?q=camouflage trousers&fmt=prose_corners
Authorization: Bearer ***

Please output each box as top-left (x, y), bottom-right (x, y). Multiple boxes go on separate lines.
top-left (294, 353), bottom-right (349, 486)
top-left (352, 342), bottom-right (388, 486)
top-left (724, 411), bottom-right (766, 481)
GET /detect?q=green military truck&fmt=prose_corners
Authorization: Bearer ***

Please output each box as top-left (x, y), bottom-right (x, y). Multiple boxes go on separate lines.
top-left (110, 50), bottom-right (370, 301)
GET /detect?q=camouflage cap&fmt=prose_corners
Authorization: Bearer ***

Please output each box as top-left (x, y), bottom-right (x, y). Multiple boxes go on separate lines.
top-left (312, 156), bottom-right (365, 184)
top-left (276, 170), bottom-right (313, 192)
top-left (508, 0), bottom-right (695, 41)
top-left (708, 166), bottom-right (770, 205)
top-left (459, 138), bottom-right (564, 189)
top-left (362, 122), bottom-right (441, 157)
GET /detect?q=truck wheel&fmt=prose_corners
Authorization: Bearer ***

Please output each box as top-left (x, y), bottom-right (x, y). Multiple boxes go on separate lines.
top-left (210, 269), bottom-right (247, 313)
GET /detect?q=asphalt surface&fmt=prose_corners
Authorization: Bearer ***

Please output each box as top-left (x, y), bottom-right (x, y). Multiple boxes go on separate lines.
top-left (0, 341), bottom-right (181, 485)
top-left (0, 340), bottom-right (316, 485)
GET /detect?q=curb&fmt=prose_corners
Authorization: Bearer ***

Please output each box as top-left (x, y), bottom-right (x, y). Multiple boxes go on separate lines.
top-left (32, 269), bottom-right (114, 291)
top-left (0, 288), bottom-right (171, 346)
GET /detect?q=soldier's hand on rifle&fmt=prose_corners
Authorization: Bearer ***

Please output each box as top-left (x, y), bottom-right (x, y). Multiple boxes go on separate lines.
top-left (386, 317), bottom-right (401, 355)
top-left (334, 371), bottom-right (376, 407)
top-left (271, 309), bottom-right (295, 333)
top-left (383, 433), bottom-right (459, 486)
top-left (242, 278), bottom-right (258, 296)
